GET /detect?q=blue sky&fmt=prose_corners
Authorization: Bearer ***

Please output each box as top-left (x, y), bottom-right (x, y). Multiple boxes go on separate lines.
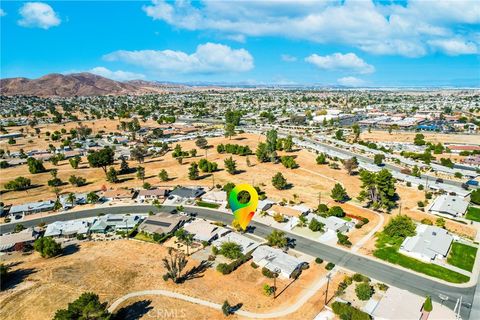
top-left (1, 1), bottom-right (479, 86)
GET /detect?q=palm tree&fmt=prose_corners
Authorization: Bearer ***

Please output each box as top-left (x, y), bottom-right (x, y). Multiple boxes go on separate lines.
top-left (86, 191), bottom-right (99, 204)
top-left (67, 193), bottom-right (76, 208)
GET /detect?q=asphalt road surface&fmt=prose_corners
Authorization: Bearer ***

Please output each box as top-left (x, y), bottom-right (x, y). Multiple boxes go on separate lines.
top-left (0, 204), bottom-right (476, 319)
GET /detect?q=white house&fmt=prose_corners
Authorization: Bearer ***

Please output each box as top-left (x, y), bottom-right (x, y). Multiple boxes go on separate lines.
top-left (44, 220), bottom-right (90, 238)
top-left (137, 188), bottom-right (169, 201)
top-left (252, 245), bottom-right (307, 278)
top-left (306, 214), bottom-right (355, 233)
top-left (427, 194), bottom-right (469, 218)
top-left (212, 232), bottom-right (260, 255)
top-left (183, 219), bottom-right (229, 242)
top-left (201, 190), bottom-right (227, 204)
top-left (400, 225), bottom-right (453, 262)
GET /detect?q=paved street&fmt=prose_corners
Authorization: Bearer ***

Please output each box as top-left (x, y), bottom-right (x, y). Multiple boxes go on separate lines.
top-left (0, 204), bottom-right (476, 319)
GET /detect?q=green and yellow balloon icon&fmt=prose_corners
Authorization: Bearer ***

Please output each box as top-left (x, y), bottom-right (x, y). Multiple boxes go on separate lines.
top-left (228, 183), bottom-right (258, 230)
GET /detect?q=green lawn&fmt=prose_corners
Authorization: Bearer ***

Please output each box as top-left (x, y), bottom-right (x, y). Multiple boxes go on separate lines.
top-left (134, 232), bottom-right (156, 243)
top-left (447, 242), bottom-right (478, 272)
top-left (466, 207), bottom-right (480, 222)
top-left (374, 234), bottom-right (470, 283)
top-left (196, 201), bottom-right (221, 209)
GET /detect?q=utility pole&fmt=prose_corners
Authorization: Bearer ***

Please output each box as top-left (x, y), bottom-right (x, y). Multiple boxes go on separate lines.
top-left (318, 192), bottom-right (322, 207)
top-left (324, 273), bottom-right (332, 305)
top-left (273, 268), bottom-right (280, 299)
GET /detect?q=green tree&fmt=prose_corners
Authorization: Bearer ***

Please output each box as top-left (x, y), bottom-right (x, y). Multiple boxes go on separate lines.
top-left (86, 191), bottom-right (99, 204)
top-left (328, 206), bottom-right (345, 217)
top-left (471, 189), bottom-right (480, 205)
top-left (316, 153), bottom-right (328, 165)
top-left (34, 237), bottom-right (62, 258)
top-left (119, 156), bottom-right (130, 174)
top-left (69, 156), bottom-right (81, 169)
top-left (423, 296), bottom-right (433, 312)
top-left (219, 241), bottom-right (243, 259)
top-left (224, 122), bottom-right (236, 140)
top-left (352, 124), bottom-right (361, 142)
top-left (256, 142), bottom-right (270, 163)
top-left (14, 224), bottom-right (25, 233)
top-left (309, 218), bottom-right (325, 232)
top-left (383, 215), bottom-right (416, 238)
top-left (331, 183), bottom-right (348, 202)
top-left (158, 169), bottom-right (169, 181)
top-left (335, 129), bottom-right (344, 140)
top-left (374, 154), bottom-right (385, 166)
top-left (188, 162), bottom-right (199, 180)
top-left (4, 177), bottom-right (31, 191)
top-left (222, 300), bottom-right (232, 316)
top-left (280, 156), bottom-right (298, 169)
top-left (195, 137), bottom-right (209, 157)
top-left (267, 230), bottom-right (288, 248)
top-left (106, 167), bottom-right (119, 183)
top-left (67, 193), bottom-right (76, 207)
top-left (87, 147), bottom-right (115, 176)
top-left (272, 172), bottom-right (288, 190)
top-left (283, 135), bottom-right (294, 152)
top-left (69, 175), bottom-right (86, 187)
top-left (414, 133), bottom-right (426, 146)
top-left (53, 292), bottom-right (111, 320)
top-left (355, 282), bottom-right (374, 301)
top-left (224, 156), bottom-right (237, 174)
top-left (412, 165), bottom-right (421, 177)
top-left (27, 157), bottom-right (46, 174)
top-left (136, 166), bottom-right (145, 182)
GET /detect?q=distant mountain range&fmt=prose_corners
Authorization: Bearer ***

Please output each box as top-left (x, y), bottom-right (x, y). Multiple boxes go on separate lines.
top-left (1, 73), bottom-right (477, 97)
top-left (0, 73), bottom-right (187, 97)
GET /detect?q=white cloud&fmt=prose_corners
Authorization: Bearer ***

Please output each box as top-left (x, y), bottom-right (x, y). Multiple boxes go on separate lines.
top-left (337, 76), bottom-right (365, 87)
top-left (89, 67), bottom-right (145, 81)
top-left (18, 2), bottom-right (61, 29)
top-left (104, 42), bottom-right (254, 74)
top-left (281, 54), bottom-right (297, 62)
top-left (0, 9), bottom-right (6, 17)
top-left (305, 53), bottom-right (375, 74)
top-left (428, 38), bottom-right (478, 56)
top-left (142, 0), bottom-right (480, 57)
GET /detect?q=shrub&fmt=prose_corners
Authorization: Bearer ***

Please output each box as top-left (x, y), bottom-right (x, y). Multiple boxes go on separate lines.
top-left (262, 267), bottom-right (276, 278)
top-left (315, 257), bottom-right (323, 264)
top-left (355, 282), bottom-right (374, 300)
top-left (421, 218), bottom-right (433, 225)
top-left (208, 255), bottom-right (216, 261)
top-left (331, 302), bottom-right (371, 320)
top-left (352, 273), bottom-right (370, 282)
top-left (251, 262), bottom-right (259, 268)
top-left (325, 262), bottom-right (335, 270)
top-left (216, 263), bottom-right (232, 275)
top-left (337, 233), bottom-right (352, 247)
top-left (378, 283), bottom-right (389, 291)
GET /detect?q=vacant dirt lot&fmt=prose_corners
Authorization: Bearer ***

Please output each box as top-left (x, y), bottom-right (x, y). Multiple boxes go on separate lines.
top-left (0, 240), bottom-right (328, 320)
top-left (361, 130), bottom-right (480, 145)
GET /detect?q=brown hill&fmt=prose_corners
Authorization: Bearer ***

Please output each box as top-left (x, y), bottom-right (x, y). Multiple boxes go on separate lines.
top-left (0, 72), bottom-right (151, 97)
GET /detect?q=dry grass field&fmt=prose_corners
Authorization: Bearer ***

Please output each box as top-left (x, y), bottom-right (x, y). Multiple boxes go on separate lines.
top-left (0, 240), bottom-right (330, 320)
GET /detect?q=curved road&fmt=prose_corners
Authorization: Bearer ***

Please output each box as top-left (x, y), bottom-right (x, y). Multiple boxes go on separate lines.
top-left (0, 204), bottom-right (476, 319)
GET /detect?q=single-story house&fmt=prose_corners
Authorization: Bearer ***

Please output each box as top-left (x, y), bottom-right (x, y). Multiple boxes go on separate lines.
top-left (59, 193), bottom-right (88, 209)
top-left (90, 214), bottom-right (143, 233)
top-left (0, 228), bottom-right (37, 252)
top-left (400, 225), bottom-right (453, 262)
top-left (103, 188), bottom-right (134, 201)
top-left (44, 220), bottom-right (90, 238)
top-left (252, 245), bottom-right (307, 278)
top-left (9, 200), bottom-right (56, 216)
top-left (268, 205), bottom-right (304, 218)
top-left (200, 190), bottom-right (227, 204)
top-left (170, 187), bottom-right (205, 200)
top-left (138, 213), bottom-right (188, 235)
top-left (183, 219), bottom-right (229, 242)
top-left (137, 188), bottom-right (169, 201)
top-left (212, 232), bottom-right (260, 255)
top-left (306, 214), bottom-right (355, 233)
top-left (427, 194), bottom-right (469, 218)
